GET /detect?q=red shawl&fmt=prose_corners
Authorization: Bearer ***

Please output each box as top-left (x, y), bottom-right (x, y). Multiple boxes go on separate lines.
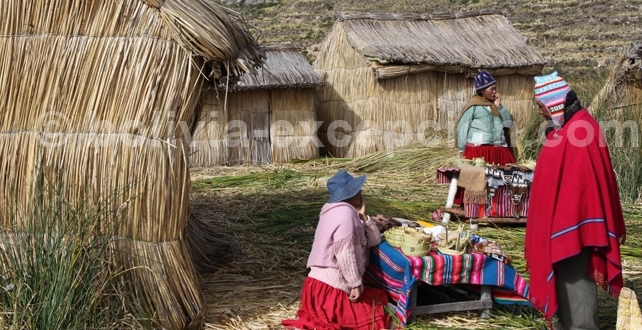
top-left (524, 109), bottom-right (626, 325)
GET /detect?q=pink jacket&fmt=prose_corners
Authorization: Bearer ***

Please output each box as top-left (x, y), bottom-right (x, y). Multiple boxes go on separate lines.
top-left (307, 202), bottom-right (381, 293)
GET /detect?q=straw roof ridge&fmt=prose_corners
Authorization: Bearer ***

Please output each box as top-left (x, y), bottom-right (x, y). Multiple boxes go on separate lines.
top-left (213, 44), bottom-right (323, 91)
top-left (334, 9), bottom-right (504, 22)
top-left (144, 0), bottom-right (265, 77)
top-left (262, 42), bottom-right (303, 52)
top-left (331, 10), bottom-right (546, 70)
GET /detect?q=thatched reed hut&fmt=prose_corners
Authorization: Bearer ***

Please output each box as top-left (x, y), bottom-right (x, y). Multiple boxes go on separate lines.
top-left (593, 41), bottom-right (642, 109)
top-left (190, 43), bottom-right (324, 166)
top-left (0, 1), bottom-right (263, 329)
top-left (314, 11), bottom-right (547, 158)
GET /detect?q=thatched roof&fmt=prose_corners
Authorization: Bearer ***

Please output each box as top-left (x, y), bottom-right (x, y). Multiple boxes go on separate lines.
top-left (334, 10), bottom-right (546, 74)
top-left (216, 43), bottom-right (323, 91)
top-left (142, 0), bottom-right (265, 76)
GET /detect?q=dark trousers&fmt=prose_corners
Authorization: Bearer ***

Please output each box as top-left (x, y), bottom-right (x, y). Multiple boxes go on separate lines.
top-left (554, 248), bottom-right (599, 330)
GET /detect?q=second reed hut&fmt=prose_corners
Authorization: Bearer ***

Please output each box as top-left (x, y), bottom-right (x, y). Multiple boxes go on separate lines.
top-left (593, 41), bottom-right (642, 109)
top-left (314, 11), bottom-right (547, 158)
top-left (190, 43), bottom-right (324, 166)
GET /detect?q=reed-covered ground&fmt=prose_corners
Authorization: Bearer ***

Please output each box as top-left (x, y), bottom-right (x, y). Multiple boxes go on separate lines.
top-left (192, 145), bottom-right (642, 329)
top-left (195, 67), bottom-right (642, 329)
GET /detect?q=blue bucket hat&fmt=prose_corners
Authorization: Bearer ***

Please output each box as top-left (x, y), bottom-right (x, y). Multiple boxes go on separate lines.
top-left (327, 170), bottom-right (366, 203)
top-left (475, 70), bottom-right (496, 92)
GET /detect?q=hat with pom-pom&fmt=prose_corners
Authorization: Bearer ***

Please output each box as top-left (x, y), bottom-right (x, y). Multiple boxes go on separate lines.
top-left (475, 70), bottom-right (496, 92)
top-left (534, 71), bottom-right (571, 126)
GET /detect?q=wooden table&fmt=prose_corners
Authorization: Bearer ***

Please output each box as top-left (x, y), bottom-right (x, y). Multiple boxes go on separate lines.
top-left (405, 280), bottom-right (493, 321)
top-left (364, 242), bottom-right (531, 326)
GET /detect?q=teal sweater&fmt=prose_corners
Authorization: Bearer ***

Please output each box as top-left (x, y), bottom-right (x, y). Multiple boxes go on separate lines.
top-left (456, 105), bottom-right (513, 152)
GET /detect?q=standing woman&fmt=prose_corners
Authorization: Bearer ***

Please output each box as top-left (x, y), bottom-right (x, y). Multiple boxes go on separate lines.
top-left (282, 170), bottom-right (391, 330)
top-left (456, 70), bottom-right (516, 165)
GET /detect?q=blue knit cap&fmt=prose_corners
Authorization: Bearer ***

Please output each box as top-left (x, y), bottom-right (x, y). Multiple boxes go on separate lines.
top-left (327, 170), bottom-right (366, 203)
top-left (475, 70), bottom-right (496, 92)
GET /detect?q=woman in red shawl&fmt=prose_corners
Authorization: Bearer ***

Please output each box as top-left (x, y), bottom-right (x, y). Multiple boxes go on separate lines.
top-left (525, 72), bottom-right (626, 329)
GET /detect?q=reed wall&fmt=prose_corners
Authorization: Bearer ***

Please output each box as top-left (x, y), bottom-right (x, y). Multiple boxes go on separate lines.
top-left (190, 88), bottom-right (319, 166)
top-left (0, 1), bottom-right (262, 328)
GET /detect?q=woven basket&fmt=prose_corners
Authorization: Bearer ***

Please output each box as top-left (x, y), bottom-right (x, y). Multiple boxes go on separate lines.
top-left (400, 227), bottom-right (433, 257)
top-left (383, 226), bottom-right (404, 248)
top-left (401, 241), bottom-right (431, 257)
top-left (437, 225), bottom-right (470, 256)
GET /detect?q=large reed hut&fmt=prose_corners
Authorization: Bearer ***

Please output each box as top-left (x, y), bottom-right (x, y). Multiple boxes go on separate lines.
top-left (314, 11), bottom-right (547, 158)
top-left (0, 1), bottom-right (262, 329)
top-left (593, 41), bottom-right (642, 109)
top-left (190, 43), bottom-right (324, 166)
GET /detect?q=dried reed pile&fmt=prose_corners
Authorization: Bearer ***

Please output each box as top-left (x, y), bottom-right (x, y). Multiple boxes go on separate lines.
top-left (616, 287), bottom-right (642, 330)
top-left (0, 1), bottom-right (262, 328)
top-left (314, 11), bottom-right (546, 158)
top-left (190, 44), bottom-right (323, 166)
top-left (592, 40), bottom-right (642, 112)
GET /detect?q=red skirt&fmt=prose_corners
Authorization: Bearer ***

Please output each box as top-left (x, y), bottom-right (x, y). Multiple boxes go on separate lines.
top-left (282, 277), bottom-right (391, 330)
top-left (462, 144), bottom-right (515, 166)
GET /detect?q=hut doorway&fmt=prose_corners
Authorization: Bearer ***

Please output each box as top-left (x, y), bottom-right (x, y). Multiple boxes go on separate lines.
top-left (227, 90), bottom-right (272, 164)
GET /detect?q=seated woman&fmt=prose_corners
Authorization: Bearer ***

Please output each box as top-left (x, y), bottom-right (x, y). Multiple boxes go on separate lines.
top-left (282, 170), bottom-right (391, 330)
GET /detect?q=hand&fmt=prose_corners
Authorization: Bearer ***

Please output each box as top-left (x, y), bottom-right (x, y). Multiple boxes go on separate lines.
top-left (494, 93), bottom-right (501, 107)
top-left (349, 286), bottom-right (362, 302)
top-left (536, 100), bottom-right (551, 119)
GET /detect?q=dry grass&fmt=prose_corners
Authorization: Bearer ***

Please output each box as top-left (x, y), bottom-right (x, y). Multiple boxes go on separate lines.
top-left (191, 145), bottom-right (642, 329)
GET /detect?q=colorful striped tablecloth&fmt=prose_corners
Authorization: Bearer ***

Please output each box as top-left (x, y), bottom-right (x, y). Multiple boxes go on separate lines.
top-left (364, 242), bottom-right (530, 326)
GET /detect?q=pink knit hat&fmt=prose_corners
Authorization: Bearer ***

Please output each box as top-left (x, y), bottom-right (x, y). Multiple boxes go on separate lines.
top-left (534, 71), bottom-right (571, 126)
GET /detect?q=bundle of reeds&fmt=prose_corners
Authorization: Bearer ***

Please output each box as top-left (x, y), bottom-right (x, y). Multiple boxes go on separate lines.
top-left (616, 287), bottom-right (642, 330)
top-left (591, 42), bottom-right (642, 113)
top-left (0, 1), bottom-right (263, 328)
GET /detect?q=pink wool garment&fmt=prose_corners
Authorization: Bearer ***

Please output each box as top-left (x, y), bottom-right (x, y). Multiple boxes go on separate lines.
top-left (306, 202), bottom-right (381, 293)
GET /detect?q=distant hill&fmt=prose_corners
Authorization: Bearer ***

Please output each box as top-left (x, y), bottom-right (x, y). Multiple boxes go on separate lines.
top-left (219, 0), bottom-right (642, 72)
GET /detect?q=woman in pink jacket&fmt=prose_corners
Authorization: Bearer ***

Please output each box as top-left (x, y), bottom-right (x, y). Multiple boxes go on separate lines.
top-left (283, 170), bottom-right (391, 329)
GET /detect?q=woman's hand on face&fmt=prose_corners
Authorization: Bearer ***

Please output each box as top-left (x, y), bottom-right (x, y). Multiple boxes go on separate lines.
top-left (536, 101), bottom-right (551, 119)
top-left (349, 286), bottom-right (362, 303)
top-left (494, 93), bottom-right (501, 107)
